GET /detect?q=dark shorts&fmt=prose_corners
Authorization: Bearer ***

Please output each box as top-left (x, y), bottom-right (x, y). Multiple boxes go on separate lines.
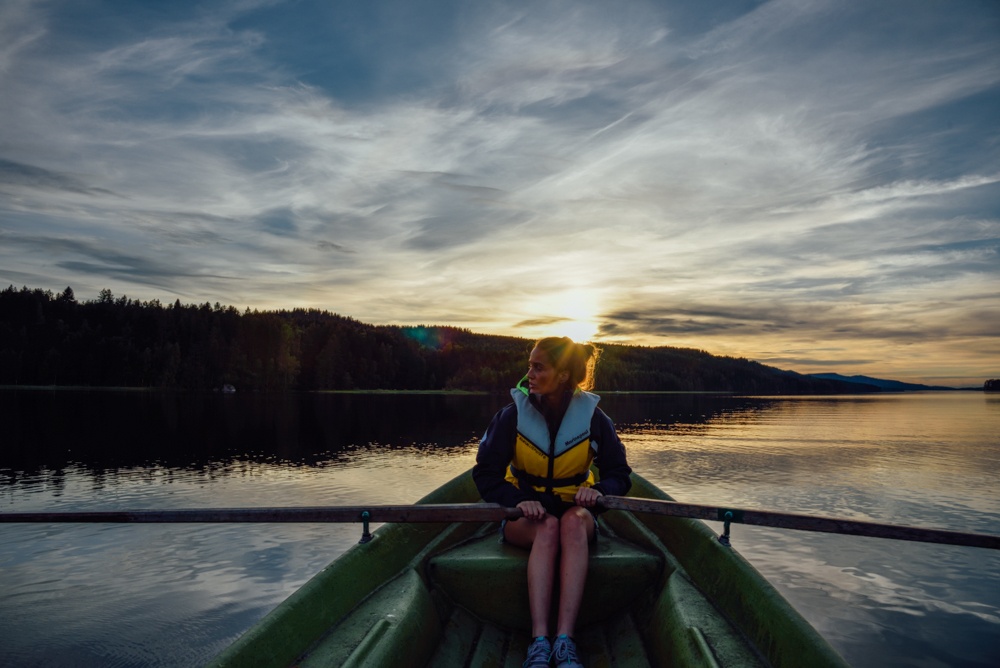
top-left (539, 493), bottom-right (607, 519)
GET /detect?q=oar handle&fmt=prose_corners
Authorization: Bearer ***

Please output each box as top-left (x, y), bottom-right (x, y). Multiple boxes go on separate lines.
top-left (597, 496), bottom-right (1000, 550)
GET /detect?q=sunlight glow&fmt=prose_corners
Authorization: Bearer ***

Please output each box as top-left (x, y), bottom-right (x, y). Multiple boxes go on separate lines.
top-left (555, 318), bottom-right (600, 344)
top-left (520, 289), bottom-right (601, 343)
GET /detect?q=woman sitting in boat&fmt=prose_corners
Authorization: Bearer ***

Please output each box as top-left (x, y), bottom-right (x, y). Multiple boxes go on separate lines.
top-left (473, 336), bottom-right (633, 668)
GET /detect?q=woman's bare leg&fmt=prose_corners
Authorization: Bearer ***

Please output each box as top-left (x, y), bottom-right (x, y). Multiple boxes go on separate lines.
top-left (555, 507), bottom-right (595, 637)
top-left (504, 514), bottom-right (561, 638)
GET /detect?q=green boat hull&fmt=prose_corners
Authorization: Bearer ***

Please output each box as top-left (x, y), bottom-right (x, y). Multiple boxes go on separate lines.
top-left (208, 470), bottom-right (847, 667)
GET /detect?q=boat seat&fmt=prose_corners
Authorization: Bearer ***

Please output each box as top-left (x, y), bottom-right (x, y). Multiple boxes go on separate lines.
top-left (427, 528), bottom-right (663, 632)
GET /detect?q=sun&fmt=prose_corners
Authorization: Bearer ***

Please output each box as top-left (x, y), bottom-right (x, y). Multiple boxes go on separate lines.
top-left (523, 289), bottom-right (601, 343)
top-left (553, 317), bottom-right (599, 343)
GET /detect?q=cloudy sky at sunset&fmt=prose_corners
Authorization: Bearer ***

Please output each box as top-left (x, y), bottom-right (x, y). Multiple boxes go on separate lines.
top-left (1, 0), bottom-right (997, 386)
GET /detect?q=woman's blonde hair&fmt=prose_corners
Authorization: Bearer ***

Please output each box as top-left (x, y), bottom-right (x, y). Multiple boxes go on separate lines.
top-left (534, 336), bottom-right (601, 391)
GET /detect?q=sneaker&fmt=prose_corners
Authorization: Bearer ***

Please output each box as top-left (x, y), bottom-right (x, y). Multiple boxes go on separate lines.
top-left (551, 634), bottom-right (583, 668)
top-left (523, 636), bottom-right (551, 668)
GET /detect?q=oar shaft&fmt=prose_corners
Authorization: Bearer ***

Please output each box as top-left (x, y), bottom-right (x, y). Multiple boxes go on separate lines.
top-left (598, 496), bottom-right (1000, 550)
top-left (5, 499), bottom-right (997, 550)
top-left (0, 504), bottom-right (523, 524)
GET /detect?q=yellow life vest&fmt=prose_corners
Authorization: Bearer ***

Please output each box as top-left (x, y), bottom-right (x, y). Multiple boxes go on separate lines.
top-left (504, 382), bottom-right (600, 502)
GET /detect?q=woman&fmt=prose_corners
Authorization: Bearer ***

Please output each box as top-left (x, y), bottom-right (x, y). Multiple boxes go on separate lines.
top-left (473, 337), bottom-right (632, 668)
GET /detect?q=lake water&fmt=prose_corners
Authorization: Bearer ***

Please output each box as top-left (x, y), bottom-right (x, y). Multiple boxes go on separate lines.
top-left (1, 390), bottom-right (998, 667)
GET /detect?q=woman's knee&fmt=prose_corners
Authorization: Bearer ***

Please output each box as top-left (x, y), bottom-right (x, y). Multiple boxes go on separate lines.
top-left (559, 508), bottom-right (595, 546)
top-left (535, 514), bottom-right (561, 543)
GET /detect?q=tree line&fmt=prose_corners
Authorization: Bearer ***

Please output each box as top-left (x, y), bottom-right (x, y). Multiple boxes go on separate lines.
top-left (0, 285), bottom-right (873, 394)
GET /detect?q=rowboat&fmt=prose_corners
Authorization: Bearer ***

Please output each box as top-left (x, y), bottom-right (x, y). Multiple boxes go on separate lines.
top-left (206, 469), bottom-right (848, 668)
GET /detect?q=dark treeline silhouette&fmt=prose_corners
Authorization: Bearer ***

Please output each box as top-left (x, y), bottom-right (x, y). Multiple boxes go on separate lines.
top-left (0, 285), bottom-right (874, 394)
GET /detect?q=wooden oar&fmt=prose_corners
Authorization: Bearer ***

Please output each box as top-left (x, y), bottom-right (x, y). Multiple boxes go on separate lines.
top-left (3, 499), bottom-right (997, 550)
top-left (597, 496), bottom-right (1000, 550)
top-left (0, 504), bottom-right (525, 544)
top-left (0, 504), bottom-right (522, 524)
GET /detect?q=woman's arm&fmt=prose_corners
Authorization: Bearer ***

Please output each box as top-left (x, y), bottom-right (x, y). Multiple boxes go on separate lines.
top-left (472, 404), bottom-right (537, 508)
top-left (590, 409), bottom-right (632, 497)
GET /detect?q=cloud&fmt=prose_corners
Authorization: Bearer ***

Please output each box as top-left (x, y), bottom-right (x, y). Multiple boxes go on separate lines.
top-left (0, 159), bottom-right (118, 197)
top-left (0, 0), bottom-right (47, 76)
top-left (1, 229), bottom-right (240, 289)
top-left (516, 316), bottom-right (572, 329)
top-left (0, 0), bottom-right (997, 384)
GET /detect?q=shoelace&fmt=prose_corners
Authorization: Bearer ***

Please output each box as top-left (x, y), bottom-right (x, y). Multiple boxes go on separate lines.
top-left (552, 635), bottom-right (580, 664)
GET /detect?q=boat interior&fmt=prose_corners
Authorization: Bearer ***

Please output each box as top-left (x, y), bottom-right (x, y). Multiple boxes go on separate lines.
top-left (290, 511), bottom-right (768, 668)
top-left (208, 471), bottom-right (845, 668)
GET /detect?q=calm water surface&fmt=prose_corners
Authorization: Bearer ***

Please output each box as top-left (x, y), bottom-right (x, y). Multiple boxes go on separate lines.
top-left (1, 390), bottom-right (998, 667)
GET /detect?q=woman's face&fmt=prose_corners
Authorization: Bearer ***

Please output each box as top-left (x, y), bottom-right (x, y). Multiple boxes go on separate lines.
top-left (527, 346), bottom-right (569, 398)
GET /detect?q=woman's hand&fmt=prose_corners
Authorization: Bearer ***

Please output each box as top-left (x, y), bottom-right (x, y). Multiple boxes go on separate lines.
top-left (575, 486), bottom-right (603, 508)
top-left (516, 500), bottom-right (546, 520)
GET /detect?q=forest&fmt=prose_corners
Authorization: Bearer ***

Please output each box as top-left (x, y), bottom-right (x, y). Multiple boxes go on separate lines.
top-left (0, 285), bottom-right (874, 394)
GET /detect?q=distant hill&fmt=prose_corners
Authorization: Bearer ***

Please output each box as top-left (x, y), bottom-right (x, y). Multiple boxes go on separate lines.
top-left (808, 373), bottom-right (959, 392)
top-left (0, 284), bottom-right (879, 395)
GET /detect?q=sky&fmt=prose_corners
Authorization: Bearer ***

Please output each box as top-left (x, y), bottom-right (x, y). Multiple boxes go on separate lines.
top-left (0, 0), bottom-right (998, 387)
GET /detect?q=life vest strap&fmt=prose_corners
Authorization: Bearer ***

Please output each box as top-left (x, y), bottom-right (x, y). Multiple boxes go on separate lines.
top-left (509, 465), bottom-right (589, 490)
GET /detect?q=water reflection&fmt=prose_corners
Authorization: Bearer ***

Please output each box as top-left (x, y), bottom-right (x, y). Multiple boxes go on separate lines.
top-left (620, 393), bottom-right (1000, 668)
top-left (2, 391), bottom-right (506, 477)
top-left (1, 390), bottom-right (999, 668)
top-left (3, 391), bottom-right (764, 494)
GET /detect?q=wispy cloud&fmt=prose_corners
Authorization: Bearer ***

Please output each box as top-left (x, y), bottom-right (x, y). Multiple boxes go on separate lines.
top-left (0, 0), bottom-right (997, 385)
